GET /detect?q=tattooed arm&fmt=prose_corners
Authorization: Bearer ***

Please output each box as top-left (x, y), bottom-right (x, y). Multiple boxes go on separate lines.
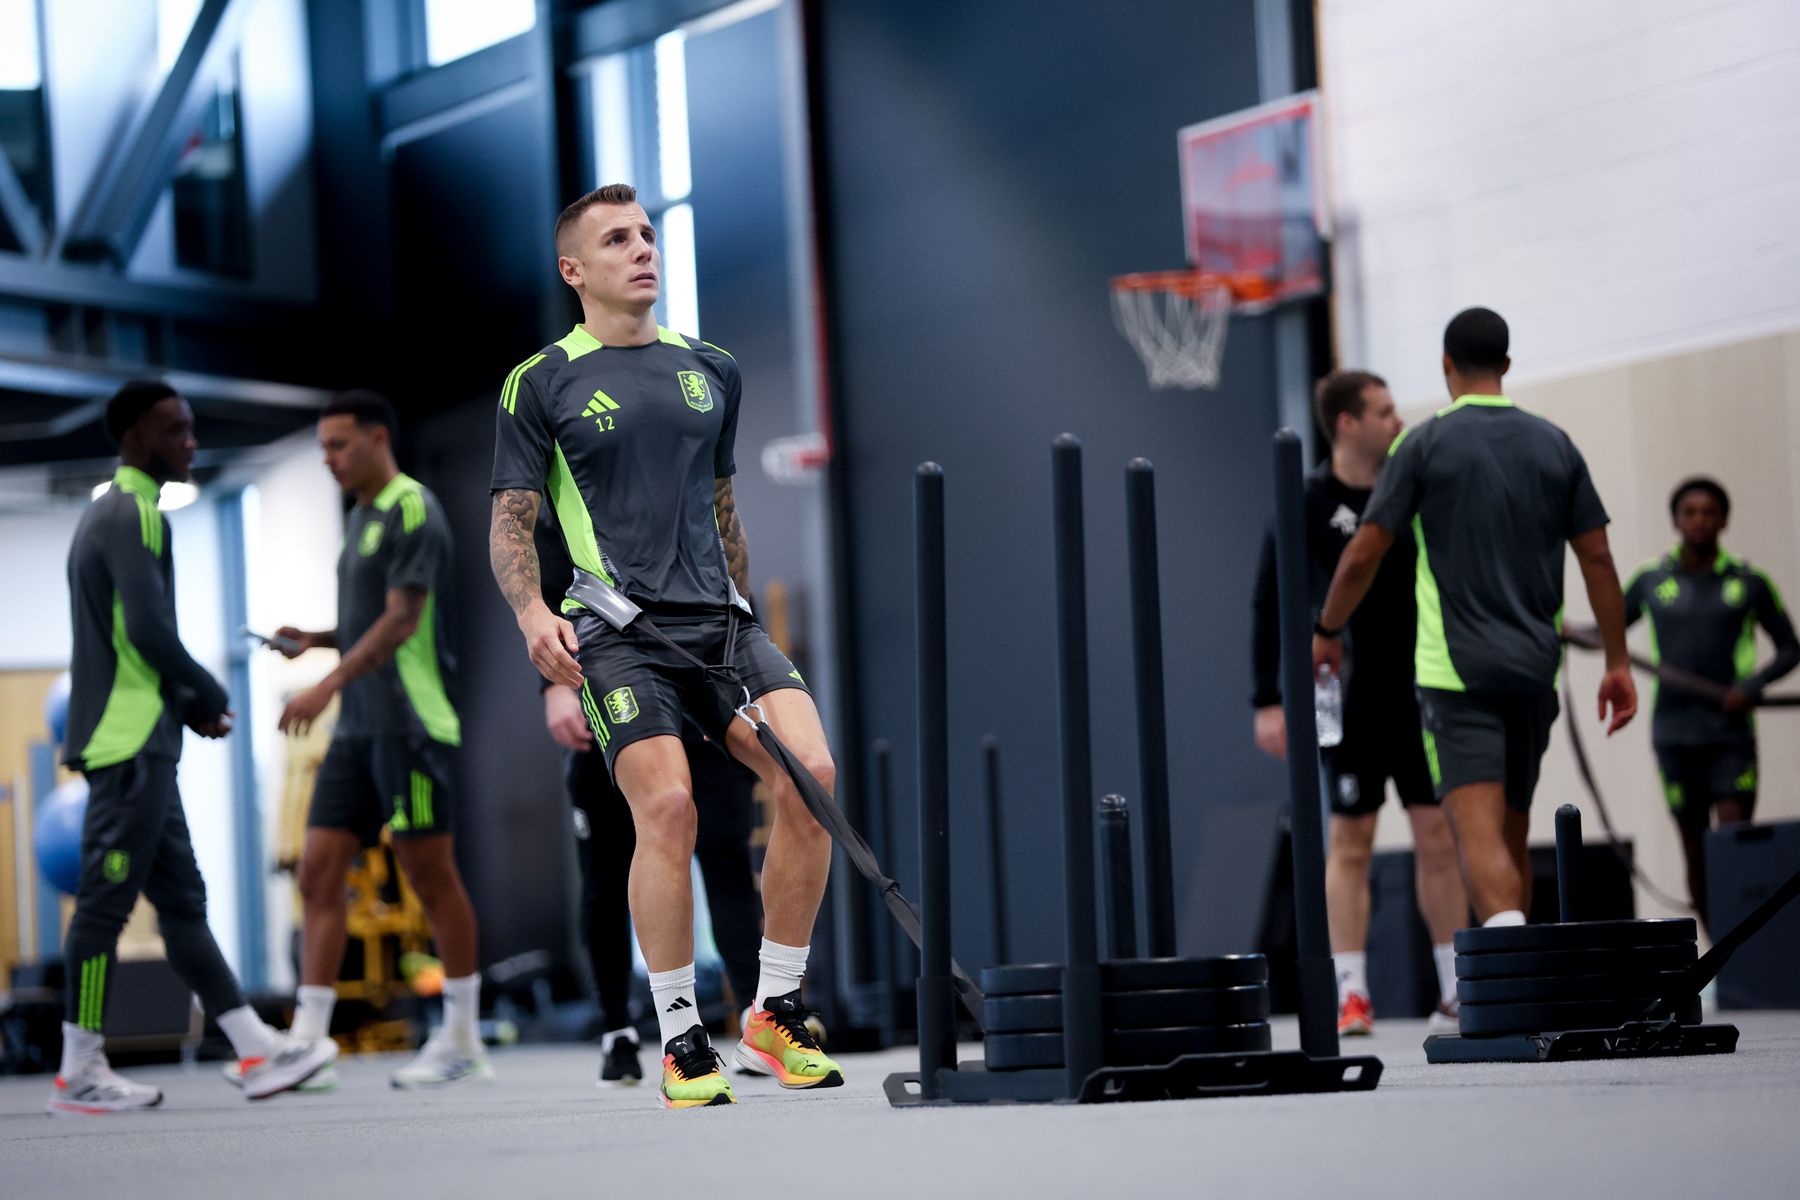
top-left (490, 488), bottom-right (584, 686)
top-left (714, 476), bottom-right (751, 602)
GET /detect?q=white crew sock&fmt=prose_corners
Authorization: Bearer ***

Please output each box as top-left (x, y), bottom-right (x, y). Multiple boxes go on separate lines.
top-left (59, 1022), bottom-right (105, 1079)
top-left (1483, 908), bottom-right (1527, 928)
top-left (755, 938), bottom-right (809, 1011)
top-left (292, 985), bottom-right (337, 1042)
top-left (1334, 951), bottom-right (1368, 1003)
top-left (600, 1026), bottom-right (638, 1055)
top-left (1433, 943), bottom-right (1458, 1008)
top-left (216, 1005), bottom-right (277, 1062)
top-left (442, 973), bottom-right (482, 1053)
top-left (649, 963), bottom-right (699, 1047)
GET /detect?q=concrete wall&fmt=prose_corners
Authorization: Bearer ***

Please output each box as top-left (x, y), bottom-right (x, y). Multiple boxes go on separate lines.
top-left (1322, 0), bottom-right (1800, 403)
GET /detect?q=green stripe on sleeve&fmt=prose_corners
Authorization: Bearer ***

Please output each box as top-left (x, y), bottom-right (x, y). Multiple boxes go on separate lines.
top-left (395, 591), bottom-right (461, 746)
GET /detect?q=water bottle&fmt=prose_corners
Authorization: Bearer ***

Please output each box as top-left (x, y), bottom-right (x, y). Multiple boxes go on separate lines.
top-left (1314, 665), bottom-right (1343, 748)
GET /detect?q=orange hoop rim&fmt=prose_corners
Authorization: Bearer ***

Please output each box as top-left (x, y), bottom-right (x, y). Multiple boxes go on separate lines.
top-left (1110, 268), bottom-right (1275, 305)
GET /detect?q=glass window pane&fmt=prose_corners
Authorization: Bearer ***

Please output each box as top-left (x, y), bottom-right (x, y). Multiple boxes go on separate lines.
top-left (659, 203), bottom-right (699, 338)
top-left (423, 0), bottom-right (535, 67)
top-left (0, 0), bottom-right (42, 89)
top-left (654, 31), bottom-right (691, 201)
top-left (157, 0), bottom-right (203, 72)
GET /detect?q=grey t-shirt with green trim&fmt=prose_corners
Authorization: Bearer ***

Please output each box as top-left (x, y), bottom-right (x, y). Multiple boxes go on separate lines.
top-left (335, 473), bottom-right (461, 745)
top-left (1624, 549), bottom-right (1800, 747)
top-left (1362, 395), bottom-right (1608, 695)
top-left (488, 324), bottom-right (742, 616)
top-left (64, 465), bottom-right (230, 770)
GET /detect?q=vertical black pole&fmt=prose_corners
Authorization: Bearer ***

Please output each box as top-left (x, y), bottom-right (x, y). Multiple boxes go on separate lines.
top-left (1555, 804), bottom-right (1582, 924)
top-left (1099, 795), bottom-right (1138, 960)
top-left (915, 463), bottom-right (954, 1093)
top-left (982, 735), bottom-right (1011, 965)
top-left (1272, 430), bottom-right (1339, 1059)
top-left (1053, 435), bottom-right (1102, 1096)
top-left (869, 738), bottom-right (898, 1047)
top-left (1126, 459), bottom-right (1177, 958)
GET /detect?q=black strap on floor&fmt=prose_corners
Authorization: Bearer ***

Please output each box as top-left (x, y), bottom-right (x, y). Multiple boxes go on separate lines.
top-left (750, 718), bottom-right (988, 1025)
top-left (584, 588), bottom-right (989, 1028)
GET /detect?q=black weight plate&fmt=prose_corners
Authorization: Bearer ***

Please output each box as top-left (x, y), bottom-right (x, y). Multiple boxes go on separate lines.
top-left (979, 955), bottom-right (1269, 997)
top-left (1454, 943), bottom-right (1696, 980)
top-left (982, 985), bottom-right (1271, 1034)
top-left (983, 1022), bottom-right (1274, 1071)
top-left (1458, 970), bottom-right (1692, 1005)
top-left (1453, 918), bottom-right (1695, 957)
top-left (1457, 994), bottom-right (1703, 1036)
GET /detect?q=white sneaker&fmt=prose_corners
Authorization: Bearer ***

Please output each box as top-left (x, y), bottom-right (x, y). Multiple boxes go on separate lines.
top-left (1427, 1001), bottom-right (1461, 1034)
top-left (390, 1031), bottom-right (494, 1089)
top-left (222, 1058), bottom-right (340, 1092)
top-left (47, 1059), bottom-right (163, 1115)
top-left (242, 1034), bottom-right (339, 1100)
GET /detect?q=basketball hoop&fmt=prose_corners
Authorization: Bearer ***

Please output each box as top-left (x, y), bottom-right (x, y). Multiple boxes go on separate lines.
top-left (1111, 270), bottom-right (1265, 391)
top-left (761, 431), bottom-right (830, 485)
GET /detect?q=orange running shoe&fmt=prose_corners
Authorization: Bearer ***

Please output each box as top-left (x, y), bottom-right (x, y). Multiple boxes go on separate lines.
top-left (1337, 992), bottom-right (1375, 1037)
top-left (734, 991), bottom-right (844, 1090)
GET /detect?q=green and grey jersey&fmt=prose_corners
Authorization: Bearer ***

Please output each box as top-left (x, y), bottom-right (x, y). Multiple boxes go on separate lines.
top-left (1624, 548), bottom-right (1799, 747)
top-left (335, 474), bottom-right (461, 745)
top-left (63, 466), bottom-right (229, 770)
top-left (489, 324), bottom-right (744, 615)
top-left (1362, 395), bottom-right (1609, 695)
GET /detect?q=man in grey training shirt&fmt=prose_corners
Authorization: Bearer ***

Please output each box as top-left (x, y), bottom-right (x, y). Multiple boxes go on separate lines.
top-left (1311, 308), bottom-right (1638, 929)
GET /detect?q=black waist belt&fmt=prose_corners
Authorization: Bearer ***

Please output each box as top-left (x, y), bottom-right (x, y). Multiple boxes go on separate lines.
top-left (565, 569), bottom-right (988, 1027)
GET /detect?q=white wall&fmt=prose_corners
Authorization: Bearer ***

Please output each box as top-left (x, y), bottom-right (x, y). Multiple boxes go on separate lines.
top-left (1322, 0), bottom-right (1800, 404)
top-left (0, 506), bottom-right (83, 669)
top-left (238, 435), bottom-right (342, 990)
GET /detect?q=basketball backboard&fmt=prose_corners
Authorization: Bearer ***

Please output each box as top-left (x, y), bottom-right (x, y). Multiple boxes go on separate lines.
top-left (1178, 90), bottom-right (1326, 308)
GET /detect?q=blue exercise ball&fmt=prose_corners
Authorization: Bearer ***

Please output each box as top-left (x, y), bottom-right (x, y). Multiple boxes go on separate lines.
top-left (33, 778), bottom-right (88, 895)
top-left (44, 671), bottom-right (71, 746)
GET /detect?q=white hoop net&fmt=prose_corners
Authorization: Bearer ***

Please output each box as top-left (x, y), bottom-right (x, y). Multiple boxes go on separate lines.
top-left (761, 431), bottom-right (829, 485)
top-left (1110, 273), bottom-right (1235, 391)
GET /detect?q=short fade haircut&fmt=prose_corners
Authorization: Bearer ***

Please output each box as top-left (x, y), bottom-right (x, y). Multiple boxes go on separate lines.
top-left (103, 379), bottom-right (179, 445)
top-left (1669, 476), bottom-right (1730, 521)
top-left (1443, 307), bottom-right (1510, 373)
top-left (1313, 369), bottom-right (1387, 444)
top-left (322, 389), bottom-right (398, 439)
top-left (554, 183), bottom-right (639, 256)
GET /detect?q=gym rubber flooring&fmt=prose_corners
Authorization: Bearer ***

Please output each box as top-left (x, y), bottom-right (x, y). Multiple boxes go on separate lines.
top-left (3, 1012), bottom-right (1796, 1199)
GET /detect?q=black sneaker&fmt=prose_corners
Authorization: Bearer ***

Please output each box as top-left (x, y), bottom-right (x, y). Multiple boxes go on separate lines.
top-left (598, 1033), bottom-right (642, 1087)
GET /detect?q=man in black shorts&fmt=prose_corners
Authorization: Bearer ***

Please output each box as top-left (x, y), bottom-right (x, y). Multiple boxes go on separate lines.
top-left (52, 381), bottom-right (335, 1113)
top-left (534, 518), bottom-right (764, 1086)
top-left (1621, 477), bottom-right (1798, 929)
top-left (1251, 370), bottom-right (1466, 1034)
top-left (270, 391), bottom-right (488, 1089)
top-left (1313, 308), bottom-right (1637, 927)
top-left (490, 184), bottom-right (841, 1108)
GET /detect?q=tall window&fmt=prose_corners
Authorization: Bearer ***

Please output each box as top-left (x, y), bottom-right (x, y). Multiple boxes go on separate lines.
top-left (158, 0), bottom-right (250, 276)
top-left (422, 0), bottom-right (535, 67)
top-left (0, 0), bottom-right (52, 250)
top-left (580, 31), bottom-right (700, 337)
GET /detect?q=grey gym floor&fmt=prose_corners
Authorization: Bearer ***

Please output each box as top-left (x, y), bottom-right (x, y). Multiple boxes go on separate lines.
top-left (3, 1013), bottom-right (1796, 1199)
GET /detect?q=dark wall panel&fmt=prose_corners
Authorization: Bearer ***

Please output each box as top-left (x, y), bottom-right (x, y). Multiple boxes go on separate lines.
top-left (389, 95), bottom-right (558, 410)
top-left (388, 93), bottom-right (573, 977)
top-left (817, 0), bottom-right (1290, 966)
